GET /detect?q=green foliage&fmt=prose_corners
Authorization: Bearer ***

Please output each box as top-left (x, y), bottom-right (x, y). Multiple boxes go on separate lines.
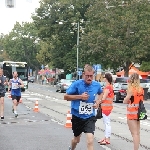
top-left (80, 0), bottom-right (150, 76)
top-left (140, 61), bottom-right (150, 72)
top-left (2, 22), bottom-right (40, 70)
top-left (32, 0), bottom-right (96, 72)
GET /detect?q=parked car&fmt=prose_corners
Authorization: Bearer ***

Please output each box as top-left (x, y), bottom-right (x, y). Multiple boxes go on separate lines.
top-left (28, 76), bottom-right (35, 83)
top-left (113, 77), bottom-right (149, 102)
top-left (113, 83), bottom-right (128, 103)
top-left (99, 81), bottom-right (105, 89)
top-left (114, 77), bottom-right (129, 83)
top-left (56, 79), bottom-right (75, 93)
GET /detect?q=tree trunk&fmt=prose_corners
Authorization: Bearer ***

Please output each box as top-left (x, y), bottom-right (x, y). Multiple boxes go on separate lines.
top-left (34, 67), bottom-right (39, 82)
top-left (123, 61), bottom-right (132, 77)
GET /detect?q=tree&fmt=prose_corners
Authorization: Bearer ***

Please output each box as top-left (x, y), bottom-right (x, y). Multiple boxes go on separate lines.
top-left (140, 61), bottom-right (150, 72)
top-left (2, 22), bottom-right (41, 72)
top-left (0, 34), bottom-right (10, 61)
top-left (32, 0), bottom-right (96, 73)
top-left (81, 0), bottom-right (150, 76)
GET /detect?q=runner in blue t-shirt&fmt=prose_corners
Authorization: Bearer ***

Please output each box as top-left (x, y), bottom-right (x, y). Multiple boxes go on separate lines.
top-left (9, 71), bottom-right (24, 117)
top-left (64, 65), bottom-right (103, 150)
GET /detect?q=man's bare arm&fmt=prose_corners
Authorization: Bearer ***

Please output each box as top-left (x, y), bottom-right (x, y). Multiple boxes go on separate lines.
top-left (64, 92), bottom-right (89, 101)
top-left (19, 79), bottom-right (24, 88)
top-left (95, 93), bottom-right (103, 105)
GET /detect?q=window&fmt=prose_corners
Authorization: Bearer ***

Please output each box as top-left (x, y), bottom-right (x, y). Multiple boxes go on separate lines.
top-left (140, 79), bottom-right (148, 83)
top-left (115, 77), bottom-right (129, 83)
top-left (5, 0), bottom-right (15, 8)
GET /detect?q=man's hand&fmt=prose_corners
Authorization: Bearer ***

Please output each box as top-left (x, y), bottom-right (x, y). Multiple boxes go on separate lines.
top-left (93, 100), bottom-right (101, 108)
top-left (4, 82), bottom-right (7, 86)
top-left (93, 103), bottom-right (99, 109)
top-left (81, 92), bottom-right (89, 100)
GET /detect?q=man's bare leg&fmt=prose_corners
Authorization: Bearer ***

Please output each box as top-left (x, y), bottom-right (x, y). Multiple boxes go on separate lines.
top-left (70, 134), bottom-right (82, 150)
top-left (0, 97), bottom-right (4, 118)
top-left (86, 133), bottom-right (94, 150)
top-left (13, 99), bottom-right (18, 117)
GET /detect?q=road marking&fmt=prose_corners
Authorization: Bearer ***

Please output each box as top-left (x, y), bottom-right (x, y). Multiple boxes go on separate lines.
top-left (51, 119), bottom-right (58, 122)
top-left (22, 93), bottom-right (30, 95)
top-left (26, 98), bottom-right (42, 101)
top-left (22, 95), bottom-right (30, 97)
top-left (23, 102), bottom-right (32, 103)
top-left (100, 145), bottom-right (112, 150)
top-left (58, 122), bottom-right (64, 125)
top-left (118, 117), bottom-right (126, 120)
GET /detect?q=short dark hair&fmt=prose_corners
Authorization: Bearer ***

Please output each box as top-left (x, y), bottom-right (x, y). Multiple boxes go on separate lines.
top-left (104, 73), bottom-right (113, 84)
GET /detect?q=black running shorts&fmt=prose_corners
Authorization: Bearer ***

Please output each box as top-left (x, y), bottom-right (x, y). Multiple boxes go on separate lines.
top-left (0, 93), bottom-right (5, 98)
top-left (71, 115), bottom-right (97, 137)
top-left (11, 95), bottom-right (21, 102)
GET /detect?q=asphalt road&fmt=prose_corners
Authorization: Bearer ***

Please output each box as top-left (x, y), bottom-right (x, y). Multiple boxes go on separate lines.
top-left (23, 82), bottom-right (150, 150)
top-left (0, 87), bottom-right (105, 150)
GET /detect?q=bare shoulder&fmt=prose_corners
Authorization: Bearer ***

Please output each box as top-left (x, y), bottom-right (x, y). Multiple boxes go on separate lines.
top-left (127, 89), bottom-right (133, 96)
top-left (19, 79), bottom-right (23, 83)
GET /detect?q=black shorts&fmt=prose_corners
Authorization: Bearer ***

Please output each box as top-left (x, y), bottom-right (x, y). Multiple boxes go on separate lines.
top-left (0, 93), bottom-right (5, 97)
top-left (71, 115), bottom-right (97, 137)
top-left (11, 95), bottom-right (21, 102)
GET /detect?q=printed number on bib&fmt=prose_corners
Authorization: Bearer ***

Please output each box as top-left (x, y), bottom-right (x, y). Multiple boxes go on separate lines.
top-left (79, 101), bottom-right (93, 115)
top-left (12, 83), bottom-right (19, 89)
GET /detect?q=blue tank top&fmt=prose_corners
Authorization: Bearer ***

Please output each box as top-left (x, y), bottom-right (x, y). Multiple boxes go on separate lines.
top-left (11, 78), bottom-right (21, 96)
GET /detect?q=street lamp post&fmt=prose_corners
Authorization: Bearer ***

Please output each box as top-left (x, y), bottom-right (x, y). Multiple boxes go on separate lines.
top-left (58, 21), bottom-right (80, 80)
top-left (76, 22), bottom-right (79, 80)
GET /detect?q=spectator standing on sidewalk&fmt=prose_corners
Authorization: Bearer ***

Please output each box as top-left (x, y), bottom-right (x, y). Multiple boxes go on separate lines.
top-left (98, 73), bottom-right (114, 145)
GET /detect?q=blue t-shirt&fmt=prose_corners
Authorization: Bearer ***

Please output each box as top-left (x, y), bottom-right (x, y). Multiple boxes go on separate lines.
top-left (66, 79), bottom-right (103, 119)
top-left (11, 78), bottom-right (21, 96)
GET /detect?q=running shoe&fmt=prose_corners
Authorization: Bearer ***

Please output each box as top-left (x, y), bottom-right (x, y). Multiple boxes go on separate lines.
top-left (15, 114), bottom-right (18, 118)
top-left (1, 116), bottom-right (4, 120)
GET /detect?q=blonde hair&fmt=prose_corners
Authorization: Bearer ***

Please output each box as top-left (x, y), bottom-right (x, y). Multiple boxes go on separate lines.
top-left (128, 73), bottom-right (141, 93)
top-left (84, 65), bottom-right (94, 72)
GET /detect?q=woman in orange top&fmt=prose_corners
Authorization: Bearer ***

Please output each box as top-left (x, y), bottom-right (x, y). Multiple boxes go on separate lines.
top-left (123, 73), bottom-right (144, 150)
top-left (98, 73), bottom-right (114, 145)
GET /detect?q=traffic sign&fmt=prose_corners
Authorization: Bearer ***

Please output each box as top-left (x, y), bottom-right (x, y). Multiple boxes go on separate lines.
top-left (93, 64), bottom-right (97, 71)
top-left (78, 71), bottom-right (82, 76)
top-left (96, 64), bottom-right (101, 69)
top-left (41, 64), bottom-right (44, 69)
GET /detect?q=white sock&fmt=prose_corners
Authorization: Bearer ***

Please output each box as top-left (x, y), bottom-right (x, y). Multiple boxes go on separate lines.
top-left (14, 111), bottom-right (17, 114)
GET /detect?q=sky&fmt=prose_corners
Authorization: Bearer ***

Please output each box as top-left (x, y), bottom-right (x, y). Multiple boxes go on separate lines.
top-left (0, 0), bottom-right (41, 34)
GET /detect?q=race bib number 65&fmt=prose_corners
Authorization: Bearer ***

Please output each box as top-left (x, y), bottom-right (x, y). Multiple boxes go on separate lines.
top-left (79, 101), bottom-right (93, 115)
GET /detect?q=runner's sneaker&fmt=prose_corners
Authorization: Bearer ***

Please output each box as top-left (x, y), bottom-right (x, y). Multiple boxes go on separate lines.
top-left (1, 116), bottom-right (4, 120)
top-left (15, 114), bottom-right (18, 118)
top-left (68, 146), bottom-right (71, 150)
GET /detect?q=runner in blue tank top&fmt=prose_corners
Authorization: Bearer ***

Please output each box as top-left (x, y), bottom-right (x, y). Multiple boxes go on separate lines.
top-left (9, 71), bottom-right (24, 117)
